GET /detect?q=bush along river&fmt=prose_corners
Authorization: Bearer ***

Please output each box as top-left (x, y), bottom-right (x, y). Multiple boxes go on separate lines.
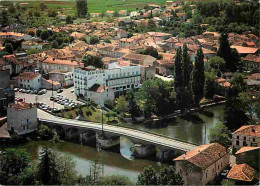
top-left (16, 104), bottom-right (224, 182)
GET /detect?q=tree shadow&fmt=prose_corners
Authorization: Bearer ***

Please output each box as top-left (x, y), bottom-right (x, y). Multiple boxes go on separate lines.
top-left (199, 110), bottom-right (215, 118)
top-left (180, 113), bottom-right (204, 124)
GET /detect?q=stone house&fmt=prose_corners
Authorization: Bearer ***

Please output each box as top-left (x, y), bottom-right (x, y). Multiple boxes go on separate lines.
top-left (235, 146), bottom-right (260, 170)
top-left (232, 125), bottom-right (260, 150)
top-left (15, 72), bottom-right (41, 90)
top-left (174, 143), bottom-right (230, 185)
top-left (86, 84), bottom-right (114, 106)
top-left (7, 102), bottom-right (38, 135)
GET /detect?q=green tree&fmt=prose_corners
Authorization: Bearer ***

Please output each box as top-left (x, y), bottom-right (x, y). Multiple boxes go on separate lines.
top-left (0, 10), bottom-right (9, 27)
top-left (174, 47), bottom-right (183, 90)
top-left (89, 36), bottom-right (99, 45)
top-left (140, 46), bottom-right (159, 59)
top-left (0, 148), bottom-right (35, 185)
top-left (4, 43), bottom-right (13, 54)
top-left (66, 15), bottom-right (73, 24)
top-left (115, 96), bottom-right (129, 115)
top-left (230, 73), bottom-right (246, 93)
top-left (82, 54), bottom-right (104, 68)
top-left (182, 43), bottom-right (193, 88)
top-left (76, 0), bottom-right (88, 18)
top-left (209, 122), bottom-right (232, 147)
top-left (148, 19), bottom-right (156, 30)
top-left (99, 175), bottom-right (134, 185)
top-left (137, 166), bottom-right (158, 185)
top-left (204, 70), bottom-right (216, 99)
top-left (39, 3), bottom-right (47, 11)
top-left (38, 124), bottom-right (53, 140)
top-left (158, 166), bottom-right (184, 185)
top-left (51, 40), bottom-right (59, 49)
top-left (37, 147), bottom-right (59, 185)
top-left (40, 30), bottom-right (50, 41)
top-left (207, 56), bottom-right (225, 76)
top-left (217, 33), bottom-right (237, 72)
top-left (192, 47), bottom-right (205, 106)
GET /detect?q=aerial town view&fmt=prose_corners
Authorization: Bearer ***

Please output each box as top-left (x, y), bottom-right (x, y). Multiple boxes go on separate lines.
top-left (0, 0), bottom-right (259, 185)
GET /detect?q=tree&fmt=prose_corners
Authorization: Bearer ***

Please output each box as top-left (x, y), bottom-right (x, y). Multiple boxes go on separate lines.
top-left (51, 40), bottom-right (59, 49)
top-left (66, 16), bottom-right (73, 24)
top-left (82, 54), bottom-right (104, 68)
top-left (207, 56), bottom-right (225, 76)
top-left (192, 47), bottom-right (205, 106)
top-left (158, 166), bottom-right (184, 185)
top-left (182, 43), bottom-right (193, 88)
top-left (148, 19), bottom-right (156, 30)
top-left (0, 10), bottom-right (9, 27)
top-left (137, 166), bottom-right (158, 185)
top-left (140, 46), bottom-right (159, 59)
top-left (221, 179), bottom-right (235, 185)
top-left (0, 148), bottom-right (35, 185)
top-left (26, 48), bottom-right (40, 55)
top-left (48, 9), bottom-right (57, 17)
top-left (34, 11), bottom-right (41, 17)
top-left (36, 29), bottom-right (42, 37)
top-left (174, 47), bottom-right (183, 91)
top-left (209, 122), bottom-right (232, 147)
top-left (115, 96), bottom-right (129, 115)
top-left (39, 3), bottom-right (47, 11)
top-left (38, 124), bottom-right (53, 140)
top-left (217, 33), bottom-right (237, 72)
top-left (99, 175), bottom-right (134, 185)
top-left (89, 36), bottom-right (99, 45)
top-left (204, 70), bottom-right (217, 99)
top-left (76, 0), bottom-right (88, 18)
top-left (37, 147), bottom-right (59, 185)
top-left (40, 30), bottom-right (50, 41)
top-left (4, 43), bottom-right (13, 54)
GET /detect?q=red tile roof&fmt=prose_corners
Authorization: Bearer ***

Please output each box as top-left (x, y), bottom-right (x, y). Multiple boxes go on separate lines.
top-left (235, 146), bottom-right (260, 155)
top-left (12, 102), bottom-right (35, 110)
top-left (243, 54), bottom-right (260, 63)
top-left (43, 57), bottom-right (82, 66)
top-left (227, 164), bottom-right (255, 182)
top-left (233, 125), bottom-right (260, 137)
top-left (231, 46), bottom-right (259, 54)
top-left (174, 143), bottom-right (228, 169)
top-left (15, 72), bottom-right (40, 80)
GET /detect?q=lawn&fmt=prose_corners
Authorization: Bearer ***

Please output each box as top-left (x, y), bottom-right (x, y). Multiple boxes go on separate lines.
top-left (1, 0), bottom-right (168, 14)
top-left (56, 105), bottom-right (119, 124)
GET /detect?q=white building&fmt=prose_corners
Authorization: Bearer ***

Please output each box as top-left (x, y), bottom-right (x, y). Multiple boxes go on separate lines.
top-left (74, 63), bottom-right (141, 105)
top-left (7, 102), bottom-right (38, 135)
top-left (15, 72), bottom-right (41, 90)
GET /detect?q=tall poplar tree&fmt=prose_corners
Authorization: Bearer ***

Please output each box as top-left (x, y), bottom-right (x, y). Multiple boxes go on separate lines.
top-left (76, 0), bottom-right (88, 18)
top-left (192, 47), bottom-right (205, 106)
top-left (182, 43), bottom-right (193, 88)
top-left (174, 47), bottom-right (183, 91)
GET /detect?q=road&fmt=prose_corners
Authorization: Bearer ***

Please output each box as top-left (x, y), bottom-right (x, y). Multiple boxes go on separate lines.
top-left (38, 109), bottom-right (197, 151)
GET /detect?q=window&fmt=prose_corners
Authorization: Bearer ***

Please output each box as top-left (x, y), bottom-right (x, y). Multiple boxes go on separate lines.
top-left (237, 136), bottom-right (239, 139)
top-left (26, 125), bottom-right (29, 129)
top-left (28, 80), bottom-right (29, 83)
top-left (27, 119), bottom-right (29, 124)
top-left (236, 140), bottom-right (239, 145)
top-left (23, 126), bottom-right (25, 130)
top-left (244, 137), bottom-right (246, 140)
top-left (218, 165), bottom-right (219, 170)
top-left (212, 168), bottom-right (214, 173)
top-left (206, 172), bottom-right (207, 178)
top-left (243, 141), bottom-right (247, 146)
top-left (253, 138), bottom-right (255, 142)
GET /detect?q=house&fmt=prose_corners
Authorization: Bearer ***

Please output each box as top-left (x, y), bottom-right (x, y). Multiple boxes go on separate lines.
top-left (231, 46), bottom-right (259, 57)
top-left (147, 32), bottom-right (172, 40)
top-left (174, 143), bottom-right (230, 185)
top-left (235, 146), bottom-right (260, 170)
top-left (3, 55), bottom-right (23, 75)
top-left (22, 40), bottom-right (43, 50)
top-left (41, 57), bottom-right (83, 73)
top-left (140, 65), bottom-right (155, 82)
top-left (232, 125), bottom-right (260, 150)
top-left (49, 70), bottom-right (74, 87)
top-left (243, 54), bottom-right (260, 71)
top-left (122, 53), bottom-right (156, 66)
top-left (117, 29), bottom-right (128, 39)
top-left (118, 10), bottom-right (127, 17)
top-left (41, 78), bottom-right (61, 90)
top-left (74, 63), bottom-right (141, 102)
top-left (70, 32), bottom-right (86, 39)
top-left (154, 60), bottom-right (174, 75)
top-left (15, 72), bottom-right (41, 90)
top-left (119, 38), bottom-right (136, 47)
top-left (106, 11), bottom-right (115, 17)
top-left (7, 101), bottom-right (38, 135)
top-left (86, 84), bottom-right (114, 106)
top-left (227, 164), bottom-right (257, 184)
top-left (0, 32), bottom-right (31, 40)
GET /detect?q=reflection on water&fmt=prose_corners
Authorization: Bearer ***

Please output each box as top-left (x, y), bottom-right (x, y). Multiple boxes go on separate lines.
top-left (18, 105), bottom-right (224, 181)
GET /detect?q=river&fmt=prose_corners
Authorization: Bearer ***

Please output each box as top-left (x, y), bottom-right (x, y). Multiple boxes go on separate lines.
top-left (18, 104), bottom-right (225, 182)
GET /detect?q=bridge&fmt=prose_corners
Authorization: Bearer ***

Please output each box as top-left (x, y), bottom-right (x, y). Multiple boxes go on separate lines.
top-left (38, 109), bottom-right (197, 161)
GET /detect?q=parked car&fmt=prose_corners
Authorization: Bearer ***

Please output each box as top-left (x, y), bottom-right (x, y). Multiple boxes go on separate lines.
top-left (14, 88), bottom-right (19, 92)
top-left (26, 90), bottom-right (31, 94)
top-left (21, 89), bottom-right (26, 93)
top-left (30, 90), bottom-right (34, 94)
top-left (70, 89), bottom-right (74, 93)
top-left (33, 90), bottom-right (38, 94)
top-left (167, 75), bottom-right (173, 78)
top-left (163, 74), bottom-right (168, 77)
top-left (57, 89), bottom-right (63, 93)
top-left (50, 96), bottom-right (55, 101)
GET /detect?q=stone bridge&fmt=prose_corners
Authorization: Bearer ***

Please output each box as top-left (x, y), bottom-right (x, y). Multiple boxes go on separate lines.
top-left (38, 109), bottom-right (197, 162)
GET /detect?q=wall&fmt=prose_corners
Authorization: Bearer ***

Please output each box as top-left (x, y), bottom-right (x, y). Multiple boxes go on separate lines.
top-left (232, 134), bottom-right (260, 150)
top-left (7, 106), bottom-right (38, 135)
top-left (0, 69), bottom-right (10, 89)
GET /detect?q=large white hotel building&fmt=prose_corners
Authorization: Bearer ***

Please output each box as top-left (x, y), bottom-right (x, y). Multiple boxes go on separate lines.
top-left (73, 63), bottom-right (141, 105)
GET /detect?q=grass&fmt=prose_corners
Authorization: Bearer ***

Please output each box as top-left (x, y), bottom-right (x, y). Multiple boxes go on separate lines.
top-left (1, 0), bottom-right (168, 14)
top-left (57, 105), bottom-right (119, 124)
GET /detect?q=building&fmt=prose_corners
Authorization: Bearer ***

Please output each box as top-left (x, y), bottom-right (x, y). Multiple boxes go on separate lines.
top-left (140, 65), bottom-right (155, 82)
top-left (41, 57), bottom-right (83, 73)
top-left (74, 63), bottom-right (141, 103)
top-left (235, 146), bottom-right (260, 170)
top-left (7, 101), bottom-right (38, 135)
top-left (15, 72), bottom-right (41, 90)
top-left (49, 70), bottom-right (74, 87)
top-left (243, 54), bottom-right (260, 71)
top-left (86, 84), bottom-right (114, 106)
top-left (227, 164), bottom-right (256, 184)
top-left (174, 143), bottom-right (230, 185)
top-left (122, 53), bottom-right (156, 66)
top-left (232, 125), bottom-right (260, 150)
top-left (41, 78), bottom-right (61, 90)
top-left (0, 32), bottom-right (31, 40)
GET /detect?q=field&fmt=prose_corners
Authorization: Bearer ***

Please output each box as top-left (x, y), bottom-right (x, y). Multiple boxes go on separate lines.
top-left (0, 0), bottom-right (168, 13)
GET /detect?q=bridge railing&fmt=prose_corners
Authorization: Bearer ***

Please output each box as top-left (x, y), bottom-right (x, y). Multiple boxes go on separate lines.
top-left (39, 116), bottom-right (200, 146)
